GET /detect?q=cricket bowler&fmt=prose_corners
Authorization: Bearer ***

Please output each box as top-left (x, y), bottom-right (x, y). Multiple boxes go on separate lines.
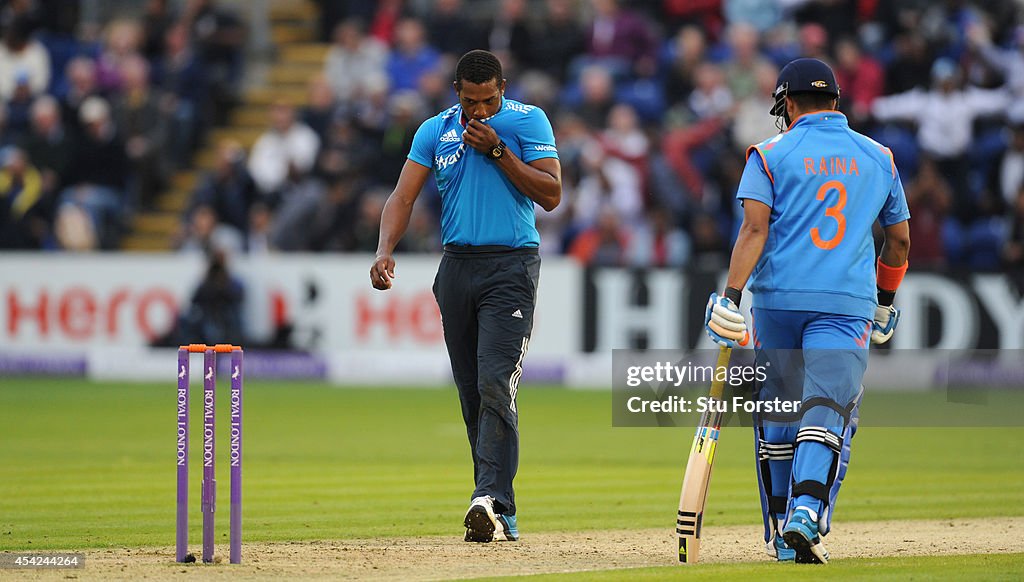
top-left (704, 58), bottom-right (911, 563)
top-left (370, 50), bottom-right (561, 543)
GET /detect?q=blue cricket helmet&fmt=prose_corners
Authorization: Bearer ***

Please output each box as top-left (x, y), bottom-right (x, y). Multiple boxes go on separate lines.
top-left (770, 58), bottom-right (841, 116)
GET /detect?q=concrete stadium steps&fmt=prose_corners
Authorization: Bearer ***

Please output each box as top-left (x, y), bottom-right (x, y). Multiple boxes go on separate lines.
top-left (121, 232), bottom-right (177, 251)
top-left (133, 212), bottom-right (180, 234)
top-left (209, 127), bottom-right (265, 149)
top-left (272, 23), bottom-right (316, 45)
top-left (230, 105), bottom-right (269, 128)
top-left (279, 43), bottom-right (329, 65)
top-left (245, 86), bottom-right (308, 107)
top-left (267, 63), bottom-right (322, 87)
top-left (122, 0), bottom-right (323, 252)
top-left (269, 0), bottom-right (318, 22)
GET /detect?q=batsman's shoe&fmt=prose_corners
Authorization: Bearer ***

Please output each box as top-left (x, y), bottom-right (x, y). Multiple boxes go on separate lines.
top-left (766, 534), bottom-right (795, 562)
top-left (494, 514), bottom-right (519, 542)
top-left (464, 496), bottom-right (498, 543)
top-left (782, 508), bottom-right (829, 564)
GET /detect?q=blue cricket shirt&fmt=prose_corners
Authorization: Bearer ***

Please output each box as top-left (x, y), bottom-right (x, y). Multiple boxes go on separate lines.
top-left (407, 98), bottom-right (559, 248)
top-left (737, 111), bottom-right (911, 320)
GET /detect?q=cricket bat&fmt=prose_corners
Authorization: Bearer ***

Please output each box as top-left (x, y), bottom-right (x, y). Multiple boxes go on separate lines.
top-left (676, 346), bottom-right (731, 564)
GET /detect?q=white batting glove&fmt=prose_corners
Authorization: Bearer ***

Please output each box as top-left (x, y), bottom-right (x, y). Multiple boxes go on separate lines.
top-left (871, 304), bottom-right (900, 344)
top-left (704, 292), bottom-right (749, 348)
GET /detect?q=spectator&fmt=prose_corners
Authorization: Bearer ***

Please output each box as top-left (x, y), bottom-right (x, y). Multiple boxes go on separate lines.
top-left (872, 58), bottom-right (1009, 219)
top-left (968, 21), bottom-right (1024, 116)
top-left (833, 36), bottom-right (885, 127)
top-left (663, 26), bottom-right (707, 107)
top-left (996, 118), bottom-right (1024, 208)
top-left (0, 104), bottom-right (10, 149)
top-left (688, 62), bottom-right (734, 120)
top-left (569, 206), bottom-right (630, 266)
top-left (352, 190), bottom-right (387, 252)
top-left (95, 19), bottom-right (144, 93)
top-left (906, 158), bottom-right (953, 268)
top-left (177, 203), bottom-right (243, 256)
top-left (1003, 187), bottom-right (1024, 269)
top-left (567, 64), bottom-right (616, 128)
top-left (0, 146), bottom-right (49, 249)
top-left (367, 0), bottom-right (402, 46)
top-left (386, 18), bottom-right (440, 92)
top-left (154, 24), bottom-right (209, 167)
top-left (724, 0), bottom-right (781, 33)
top-left (179, 250), bottom-right (245, 344)
top-left (112, 54), bottom-right (167, 210)
top-left (481, 0), bottom-right (534, 69)
top-left (5, 72), bottom-right (35, 141)
top-left (584, 0), bottom-right (658, 77)
top-left (60, 96), bottom-right (128, 249)
top-left (300, 74), bottom-right (339, 143)
top-left (689, 212), bottom-right (728, 270)
top-left (572, 104), bottom-right (648, 227)
top-left (316, 115), bottom-right (373, 184)
top-left (323, 18), bottom-right (387, 106)
top-left (0, 15), bottom-right (50, 100)
top-left (532, 0), bottom-right (586, 82)
top-left (20, 95), bottom-right (74, 196)
top-left (627, 205), bottom-right (691, 267)
top-left (370, 91), bottom-right (423, 185)
top-left (142, 0), bottom-right (176, 62)
top-left (721, 23), bottom-right (770, 102)
top-left (426, 0), bottom-right (476, 58)
top-left (305, 175), bottom-right (363, 251)
top-left (58, 56), bottom-right (101, 140)
top-left (189, 139), bottom-right (255, 234)
top-left (797, 22), bottom-right (830, 62)
top-left (245, 200), bottom-right (274, 254)
top-left (663, 0), bottom-right (722, 39)
top-left (247, 101), bottom-right (320, 201)
top-left (731, 60), bottom-right (778, 152)
top-left (184, 0), bottom-right (246, 115)
top-left (886, 32), bottom-right (933, 94)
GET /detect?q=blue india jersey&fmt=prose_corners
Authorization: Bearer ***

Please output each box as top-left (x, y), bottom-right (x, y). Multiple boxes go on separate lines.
top-left (736, 111), bottom-right (910, 320)
top-left (407, 98), bottom-right (558, 248)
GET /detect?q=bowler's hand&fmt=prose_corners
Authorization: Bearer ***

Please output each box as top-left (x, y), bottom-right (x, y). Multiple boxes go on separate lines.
top-left (463, 120), bottom-right (500, 154)
top-left (370, 254), bottom-right (396, 290)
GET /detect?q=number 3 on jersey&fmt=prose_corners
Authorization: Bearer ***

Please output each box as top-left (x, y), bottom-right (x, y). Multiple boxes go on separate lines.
top-left (810, 179), bottom-right (846, 250)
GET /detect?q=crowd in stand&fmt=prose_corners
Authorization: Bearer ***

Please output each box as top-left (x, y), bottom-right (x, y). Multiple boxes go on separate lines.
top-left (0, 0), bottom-right (244, 250)
top-left (6, 0), bottom-right (1024, 273)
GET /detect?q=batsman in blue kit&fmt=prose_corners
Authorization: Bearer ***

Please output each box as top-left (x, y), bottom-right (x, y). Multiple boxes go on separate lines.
top-left (704, 59), bottom-right (911, 564)
top-left (370, 51), bottom-right (561, 543)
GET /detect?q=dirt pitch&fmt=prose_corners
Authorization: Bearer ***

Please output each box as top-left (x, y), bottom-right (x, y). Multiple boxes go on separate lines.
top-left (9, 517), bottom-right (1023, 581)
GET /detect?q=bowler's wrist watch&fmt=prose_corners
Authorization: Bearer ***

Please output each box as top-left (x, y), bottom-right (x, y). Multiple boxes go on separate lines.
top-left (487, 141), bottom-right (506, 160)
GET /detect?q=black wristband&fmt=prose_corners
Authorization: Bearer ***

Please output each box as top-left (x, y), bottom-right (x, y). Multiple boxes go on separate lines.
top-left (724, 286), bottom-right (743, 306)
top-left (877, 287), bottom-right (895, 307)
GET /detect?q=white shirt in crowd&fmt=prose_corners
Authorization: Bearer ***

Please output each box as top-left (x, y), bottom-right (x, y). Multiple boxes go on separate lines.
top-left (247, 121), bottom-right (321, 195)
top-left (872, 87), bottom-right (1009, 159)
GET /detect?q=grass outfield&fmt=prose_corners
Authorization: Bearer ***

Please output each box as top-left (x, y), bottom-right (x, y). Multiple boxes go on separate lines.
top-left (0, 379), bottom-right (1021, 565)
top-left (492, 554), bottom-right (1024, 581)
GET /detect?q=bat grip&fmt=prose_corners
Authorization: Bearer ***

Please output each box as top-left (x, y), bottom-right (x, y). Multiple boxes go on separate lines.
top-left (708, 346), bottom-right (732, 400)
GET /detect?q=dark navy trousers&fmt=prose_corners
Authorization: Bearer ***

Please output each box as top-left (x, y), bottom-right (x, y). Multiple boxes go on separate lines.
top-left (433, 245), bottom-right (541, 516)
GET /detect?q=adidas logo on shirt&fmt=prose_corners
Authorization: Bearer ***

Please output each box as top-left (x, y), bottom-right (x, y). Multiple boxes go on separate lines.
top-left (439, 129), bottom-right (460, 142)
top-left (512, 309), bottom-right (523, 319)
